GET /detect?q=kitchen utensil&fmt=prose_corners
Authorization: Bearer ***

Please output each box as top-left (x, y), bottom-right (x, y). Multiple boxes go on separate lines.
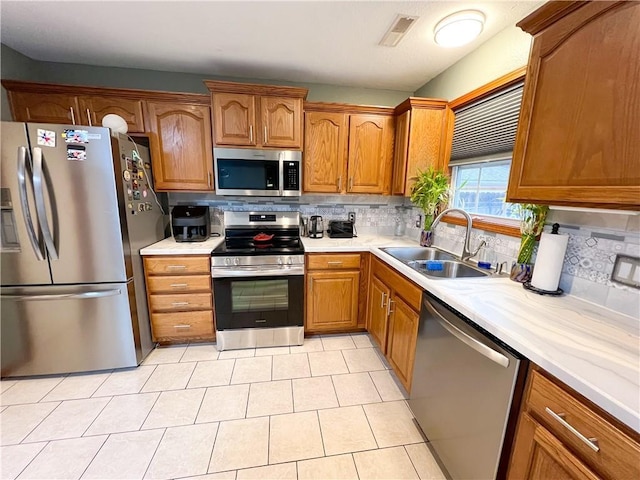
top-left (309, 215), bottom-right (324, 238)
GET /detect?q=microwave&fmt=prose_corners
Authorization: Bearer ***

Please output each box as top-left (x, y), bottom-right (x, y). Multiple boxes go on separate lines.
top-left (213, 148), bottom-right (301, 197)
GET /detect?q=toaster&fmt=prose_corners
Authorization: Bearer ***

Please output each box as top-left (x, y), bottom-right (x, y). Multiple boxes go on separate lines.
top-left (328, 220), bottom-right (354, 238)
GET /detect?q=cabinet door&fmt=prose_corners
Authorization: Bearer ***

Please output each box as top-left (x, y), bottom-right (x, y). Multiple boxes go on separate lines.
top-left (347, 114), bottom-right (394, 194)
top-left (386, 294), bottom-right (419, 392)
top-left (212, 93), bottom-right (257, 146)
top-left (78, 96), bottom-right (145, 133)
top-left (391, 110), bottom-right (410, 195)
top-left (367, 275), bottom-right (391, 354)
top-left (509, 1), bottom-right (640, 207)
top-left (146, 102), bottom-right (214, 191)
top-left (9, 91), bottom-right (79, 124)
top-left (303, 111), bottom-right (348, 193)
top-left (306, 270), bottom-right (359, 332)
top-left (261, 96), bottom-right (303, 148)
top-left (508, 413), bottom-right (600, 480)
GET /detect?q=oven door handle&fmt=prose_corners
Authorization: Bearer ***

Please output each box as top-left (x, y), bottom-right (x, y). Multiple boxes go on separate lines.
top-left (211, 267), bottom-right (304, 278)
top-left (423, 298), bottom-right (509, 368)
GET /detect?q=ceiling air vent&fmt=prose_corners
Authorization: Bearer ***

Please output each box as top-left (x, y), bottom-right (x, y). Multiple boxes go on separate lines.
top-left (379, 14), bottom-right (419, 47)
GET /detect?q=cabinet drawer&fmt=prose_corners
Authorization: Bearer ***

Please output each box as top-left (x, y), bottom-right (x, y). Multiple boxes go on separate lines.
top-left (528, 370), bottom-right (640, 480)
top-left (307, 253), bottom-right (360, 270)
top-left (151, 311), bottom-right (214, 340)
top-left (146, 275), bottom-right (211, 293)
top-left (149, 293), bottom-right (212, 312)
top-left (144, 256), bottom-right (210, 275)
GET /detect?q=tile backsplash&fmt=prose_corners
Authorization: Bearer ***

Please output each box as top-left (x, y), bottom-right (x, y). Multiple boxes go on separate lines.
top-left (170, 193), bottom-right (639, 318)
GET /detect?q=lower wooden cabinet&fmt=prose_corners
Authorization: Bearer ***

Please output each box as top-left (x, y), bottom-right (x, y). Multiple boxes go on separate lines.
top-left (366, 256), bottom-right (422, 392)
top-left (508, 367), bottom-right (640, 480)
top-left (385, 294), bottom-right (419, 391)
top-left (305, 253), bottom-right (362, 333)
top-left (143, 255), bottom-right (215, 342)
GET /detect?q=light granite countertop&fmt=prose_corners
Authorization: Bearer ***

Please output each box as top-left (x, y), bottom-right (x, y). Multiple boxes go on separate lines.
top-left (142, 233), bottom-right (640, 432)
top-left (140, 236), bottom-right (224, 255)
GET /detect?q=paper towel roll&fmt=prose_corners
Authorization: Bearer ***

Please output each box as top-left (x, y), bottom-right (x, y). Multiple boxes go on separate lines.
top-left (531, 231), bottom-right (569, 292)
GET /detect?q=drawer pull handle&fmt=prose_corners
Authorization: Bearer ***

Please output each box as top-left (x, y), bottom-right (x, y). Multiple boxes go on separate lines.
top-left (171, 302), bottom-right (190, 306)
top-left (380, 292), bottom-right (387, 309)
top-left (545, 407), bottom-right (600, 452)
top-left (255, 319), bottom-right (267, 323)
top-left (327, 261), bottom-right (343, 265)
top-left (174, 324), bottom-right (191, 329)
top-left (167, 265), bottom-right (186, 270)
top-left (170, 284), bottom-right (188, 288)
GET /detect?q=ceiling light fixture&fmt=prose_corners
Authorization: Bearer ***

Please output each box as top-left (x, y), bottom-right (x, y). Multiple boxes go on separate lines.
top-left (434, 10), bottom-right (485, 48)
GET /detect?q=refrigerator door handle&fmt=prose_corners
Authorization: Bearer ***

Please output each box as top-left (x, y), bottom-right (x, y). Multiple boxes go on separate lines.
top-left (17, 146), bottom-right (45, 260)
top-left (32, 147), bottom-right (58, 260)
top-left (4, 288), bottom-right (121, 301)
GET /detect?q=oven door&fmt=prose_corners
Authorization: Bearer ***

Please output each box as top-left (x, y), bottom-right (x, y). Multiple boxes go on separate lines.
top-left (213, 275), bottom-right (303, 330)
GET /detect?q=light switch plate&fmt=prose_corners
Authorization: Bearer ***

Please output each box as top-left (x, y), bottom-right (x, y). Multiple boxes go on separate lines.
top-left (611, 254), bottom-right (640, 289)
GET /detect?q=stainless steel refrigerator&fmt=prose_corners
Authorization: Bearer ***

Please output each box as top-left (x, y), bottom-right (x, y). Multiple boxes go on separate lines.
top-left (1, 122), bottom-right (167, 377)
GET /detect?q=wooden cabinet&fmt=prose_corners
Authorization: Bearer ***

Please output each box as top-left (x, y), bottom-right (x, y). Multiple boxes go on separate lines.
top-left (3, 81), bottom-right (146, 132)
top-left (143, 255), bottom-right (215, 343)
top-left (303, 111), bottom-right (348, 193)
top-left (508, 366), bottom-right (640, 480)
top-left (205, 80), bottom-right (307, 149)
top-left (7, 90), bottom-right (79, 124)
top-left (305, 253), bottom-right (363, 333)
top-left (508, 1), bottom-right (640, 208)
top-left (392, 98), bottom-right (452, 196)
top-left (366, 257), bottom-right (422, 392)
top-left (145, 101), bottom-right (214, 191)
top-left (77, 96), bottom-right (145, 133)
top-left (303, 103), bottom-right (395, 194)
top-left (347, 114), bottom-right (395, 194)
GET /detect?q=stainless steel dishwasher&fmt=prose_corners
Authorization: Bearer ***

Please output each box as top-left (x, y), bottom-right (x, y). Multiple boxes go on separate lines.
top-left (408, 292), bottom-right (528, 480)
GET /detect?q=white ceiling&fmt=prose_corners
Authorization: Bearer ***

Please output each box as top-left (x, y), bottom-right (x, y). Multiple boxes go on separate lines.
top-left (1, 1), bottom-right (543, 92)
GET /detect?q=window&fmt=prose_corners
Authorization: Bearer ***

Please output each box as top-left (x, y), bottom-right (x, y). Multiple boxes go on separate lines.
top-left (443, 68), bottom-right (527, 236)
top-left (451, 159), bottom-right (519, 219)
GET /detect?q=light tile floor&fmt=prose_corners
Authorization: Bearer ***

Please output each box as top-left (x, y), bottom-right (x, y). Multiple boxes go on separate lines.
top-left (0, 333), bottom-right (446, 480)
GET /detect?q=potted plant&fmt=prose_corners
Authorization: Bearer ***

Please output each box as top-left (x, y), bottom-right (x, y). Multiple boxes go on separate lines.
top-left (510, 203), bottom-right (549, 282)
top-left (410, 167), bottom-right (450, 247)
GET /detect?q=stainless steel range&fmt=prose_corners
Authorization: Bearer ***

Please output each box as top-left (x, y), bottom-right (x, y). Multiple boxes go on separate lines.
top-left (211, 212), bottom-right (304, 350)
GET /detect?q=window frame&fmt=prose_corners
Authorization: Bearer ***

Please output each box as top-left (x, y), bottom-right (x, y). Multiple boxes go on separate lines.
top-left (442, 67), bottom-right (527, 238)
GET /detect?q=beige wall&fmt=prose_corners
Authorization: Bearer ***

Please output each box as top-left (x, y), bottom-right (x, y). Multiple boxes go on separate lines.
top-left (413, 26), bottom-right (532, 100)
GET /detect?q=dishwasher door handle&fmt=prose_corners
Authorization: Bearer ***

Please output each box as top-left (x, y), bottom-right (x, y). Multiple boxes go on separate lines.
top-left (424, 298), bottom-right (510, 368)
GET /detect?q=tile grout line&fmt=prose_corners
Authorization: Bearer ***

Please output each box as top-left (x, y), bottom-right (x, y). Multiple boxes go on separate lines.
top-left (351, 452), bottom-right (362, 480)
top-left (205, 419), bottom-right (221, 475)
top-left (192, 386), bottom-right (209, 425)
top-left (77, 432), bottom-right (111, 479)
top-left (9, 438), bottom-right (48, 480)
top-left (360, 404), bottom-right (380, 450)
top-left (138, 391), bottom-right (163, 431)
top-left (15, 400), bottom-right (63, 445)
top-left (403, 444), bottom-right (424, 480)
top-left (315, 409), bottom-right (327, 458)
top-left (141, 427), bottom-right (168, 479)
top-left (80, 395), bottom-right (115, 437)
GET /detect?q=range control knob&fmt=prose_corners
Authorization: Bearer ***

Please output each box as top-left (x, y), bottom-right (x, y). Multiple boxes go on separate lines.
top-left (277, 257), bottom-right (283, 265)
top-left (234, 257), bottom-right (240, 266)
top-left (224, 258), bottom-right (231, 266)
top-left (286, 257), bottom-right (293, 265)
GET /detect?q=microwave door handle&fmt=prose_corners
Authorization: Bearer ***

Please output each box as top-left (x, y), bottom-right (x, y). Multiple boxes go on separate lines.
top-left (17, 146), bottom-right (45, 260)
top-left (32, 147), bottom-right (58, 260)
top-left (279, 156), bottom-right (284, 195)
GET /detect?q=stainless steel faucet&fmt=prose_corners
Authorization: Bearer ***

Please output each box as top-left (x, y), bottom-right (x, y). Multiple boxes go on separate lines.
top-left (430, 208), bottom-right (487, 262)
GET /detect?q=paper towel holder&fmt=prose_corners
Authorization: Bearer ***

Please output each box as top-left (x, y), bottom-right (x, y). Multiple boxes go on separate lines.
top-left (523, 281), bottom-right (564, 296)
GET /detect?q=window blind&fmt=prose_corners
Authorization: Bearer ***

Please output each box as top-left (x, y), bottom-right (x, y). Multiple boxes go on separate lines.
top-left (450, 81), bottom-right (524, 165)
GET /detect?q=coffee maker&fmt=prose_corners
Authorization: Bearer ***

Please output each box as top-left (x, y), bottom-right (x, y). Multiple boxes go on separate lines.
top-left (171, 206), bottom-right (210, 242)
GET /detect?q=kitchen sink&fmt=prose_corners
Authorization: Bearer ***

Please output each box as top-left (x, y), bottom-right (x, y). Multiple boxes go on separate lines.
top-left (380, 247), bottom-right (457, 262)
top-left (407, 259), bottom-right (491, 278)
top-left (380, 247), bottom-right (492, 279)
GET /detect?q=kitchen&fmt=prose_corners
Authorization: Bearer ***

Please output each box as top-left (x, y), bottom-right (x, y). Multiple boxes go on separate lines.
top-left (3, 0), bottom-right (638, 478)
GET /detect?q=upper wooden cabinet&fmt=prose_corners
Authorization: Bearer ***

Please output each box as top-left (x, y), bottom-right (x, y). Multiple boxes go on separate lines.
top-left (508, 1), bottom-right (640, 208)
top-left (77, 96), bottom-right (145, 133)
top-left (303, 103), bottom-right (395, 195)
top-left (348, 114), bottom-right (394, 194)
top-left (145, 101), bottom-right (214, 191)
top-left (303, 111), bottom-right (348, 193)
top-left (3, 81), bottom-right (146, 133)
top-left (392, 98), bottom-right (451, 196)
top-left (205, 80), bottom-right (307, 149)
